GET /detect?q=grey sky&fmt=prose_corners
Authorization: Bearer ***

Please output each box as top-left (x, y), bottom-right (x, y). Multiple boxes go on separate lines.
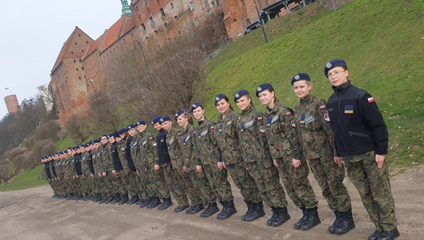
top-left (0, 0), bottom-right (124, 118)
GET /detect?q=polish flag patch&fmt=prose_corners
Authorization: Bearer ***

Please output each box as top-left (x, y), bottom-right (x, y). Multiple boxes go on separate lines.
top-left (320, 105), bottom-right (326, 110)
top-left (257, 117), bottom-right (263, 121)
top-left (368, 97), bottom-right (375, 103)
top-left (286, 112), bottom-right (292, 116)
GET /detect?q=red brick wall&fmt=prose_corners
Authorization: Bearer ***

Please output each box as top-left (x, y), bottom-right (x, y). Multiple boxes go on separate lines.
top-left (4, 95), bottom-right (19, 114)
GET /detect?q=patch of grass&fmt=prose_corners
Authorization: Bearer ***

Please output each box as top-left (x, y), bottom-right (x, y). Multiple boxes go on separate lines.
top-left (0, 165), bottom-right (47, 192)
top-left (198, 0), bottom-right (424, 168)
top-left (56, 135), bottom-right (75, 152)
top-left (7, 160), bottom-right (16, 177)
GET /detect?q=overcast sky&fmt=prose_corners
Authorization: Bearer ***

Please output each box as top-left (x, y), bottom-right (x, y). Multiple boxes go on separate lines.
top-left (0, 0), bottom-right (124, 118)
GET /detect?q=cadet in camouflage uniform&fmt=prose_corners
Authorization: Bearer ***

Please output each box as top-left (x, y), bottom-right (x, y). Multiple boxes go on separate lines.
top-left (109, 132), bottom-right (127, 204)
top-left (176, 111), bottom-right (216, 214)
top-left (234, 89), bottom-right (289, 227)
top-left (118, 127), bottom-right (139, 205)
top-left (42, 157), bottom-right (54, 197)
top-left (213, 93), bottom-right (262, 221)
top-left (291, 73), bottom-right (353, 234)
top-left (325, 59), bottom-right (398, 240)
top-left (97, 135), bottom-right (116, 204)
top-left (63, 149), bottom-right (76, 200)
top-left (191, 102), bottom-right (233, 219)
top-left (54, 153), bottom-right (66, 198)
top-left (91, 139), bottom-right (103, 202)
top-left (79, 145), bottom-right (91, 200)
top-left (161, 116), bottom-right (191, 213)
top-left (256, 83), bottom-right (320, 230)
top-left (133, 120), bottom-right (152, 207)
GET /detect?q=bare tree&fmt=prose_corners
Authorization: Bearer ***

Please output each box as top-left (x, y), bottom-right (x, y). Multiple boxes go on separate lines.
top-left (66, 113), bottom-right (89, 143)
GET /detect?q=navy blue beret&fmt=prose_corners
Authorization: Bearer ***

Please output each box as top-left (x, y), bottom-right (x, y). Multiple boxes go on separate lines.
top-left (118, 128), bottom-right (127, 135)
top-left (190, 102), bottom-right (203, 112)
top-left (108, 133), bottom-right (115, 138)
top-left (215, 93), bottom-right (226, 106)
top-left (135, 120), bottom-right (146, 126)
top-left (93, 139), bottom-right (100, 143)
top-left (100, 134), bottom-right (108, 139)
top-left (151, 116), bottom-right (161, 125)
top-left (160, 116), bottom-right (172, 123)
top-left (256, 83), bottom-right (274, 97)
top-left (79, 144), bottom-right (85, 148)
top-left (175, 109), bottom-right (186, 120)
top-left (127, 123), bottom-right (135, 130)
top-left (291, 73), bottom-right (311, 85)
top-left (324, 59), bottom-right (347, 77)
top-left (234, 89), bottom-right (250, 103)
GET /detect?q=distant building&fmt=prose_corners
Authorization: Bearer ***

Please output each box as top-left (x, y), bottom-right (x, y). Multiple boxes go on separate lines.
top-left (4, 94), bottom-right (19, 114)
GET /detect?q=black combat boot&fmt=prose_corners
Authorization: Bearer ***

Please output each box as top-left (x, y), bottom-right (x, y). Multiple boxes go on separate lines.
top-left (140, 198), bottom-right (151, 208)
top-left (104, 196), bottom-right (114, 204)
top-left (200, 203), bottom-right (219, 218)
top-left (245, 202), bottom-right (265, 222)
top-left (377, 228), bottom-right (399, 240)
top-left (294, 207), bottom-right (308, 229)
top-left (147, 197), bottom-right (161, 209)
top-left (241, 200), bottom-right (254, 221)
top-left (94, 193), bottom-right (102, 202)
top-left (328, 210), bottom-right (341, 233)
top-left (187, 204), bottom-right (204, 214)
top-left (72, 193), bottom-right (80, 200)
top-left (119, 194), bottom-right (129, 205)
top-left (76, 194), bottom-right (84, 201)
top-left (301, 207), bottom-right (321, 230)
top-left (157, 198), bottom-right (173, 210)
top-left (111, 193), bottom-right (121, 204)
top-left (368, 230), bottom-right (382, 240)
top-left (217, 201), bottom-right (237, 220)
top-left (271, 207), bottom-right (291, 227)
top-left (99, 197), bottom-right (107, 204)
top-left (334, 208), bottom-right (355, 234)
top-left (127, 195), bottom-right (139, 205)
top-left (267, 207), bottom-right (278, 226)
top-left (174, 205), bottom-right (190, 213)
top-left (135, 198), bottom-right (143, 205)
top-left (83, 193), bottom-right (90, 201)
top-left (66, 193), bottom-right (74, 200)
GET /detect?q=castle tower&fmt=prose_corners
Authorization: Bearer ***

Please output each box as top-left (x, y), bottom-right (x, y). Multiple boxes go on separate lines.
top-left (4, 94), bottom-right (19, 114)
top-left (121, 0), bottom-right (133, 17)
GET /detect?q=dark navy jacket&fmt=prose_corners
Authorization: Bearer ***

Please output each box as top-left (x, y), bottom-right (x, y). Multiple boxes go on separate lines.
top-left (111, 142), bottom-right (124, 171)
top-left (124, 136), bottom-right (136, 172)
top-left (156, 129), bottom-right (171, 166)
top-left (74, 153), bottom-right (83, 176)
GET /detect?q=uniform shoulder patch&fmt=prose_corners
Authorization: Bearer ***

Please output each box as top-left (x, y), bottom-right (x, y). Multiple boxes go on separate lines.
top-left (259, 125), bottom-right (266, 133)
top-left (323, 112), bottom-right (330, 122)
top-left (367, 97), bottom-right (375, 103)
top-left (152, 142), bottom-right (157, 147)
top-left (211, 126), bottom-right (214, 130)
top-left (257, 116), bottom-right (263, 121)
top-left (286, 112), bottom-right (292, 116)
top-left (290, 119), bottom-right (296, 128)
top-left (320, 105), bottom-right (326, 110)
top-left (149, 137), bottom-right (153, 140)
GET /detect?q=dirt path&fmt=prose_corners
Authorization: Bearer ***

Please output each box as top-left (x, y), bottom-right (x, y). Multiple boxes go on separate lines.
top-left (0, 166), bottom-right (423, 240)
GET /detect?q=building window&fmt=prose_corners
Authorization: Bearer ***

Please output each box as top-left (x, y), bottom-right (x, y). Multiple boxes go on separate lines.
top-left (78, 34), bottom-right (81, 37)
top-left (141, 23), bottom-right (146, 30)
top-left (75, 42), bottom-right (77, 45)
top-left (217, 0), bottom-right (222, 6)
top-left (147, 7), bottom-right (151, 14)
top-left (73, 60), bottom-right (76, 63)
top-left (157, 0), bottom-right (160, 5)
top-left (160, 8), bottom-right (165, 16)
top-left (71, 51), bottom-right (74, 54)
top-left (79, 77), bottom-right (81, 80)
top-left (139, 15), bottom-right (142, 21)
top-left (82, 49), bottom-right (84, 52)
top-left (76, 68), bottom-right (78, 71)
top-left (171, 3), bottom-right (174, 8)
top-left (189, 1), bottom-right (195, 11)
top-left (86, 41), bottom-right (89, 43)
top-left (208, 9), bottom-right (212, 20)
top-left (194, 17), bottom-right (200, 27)
top-left (241, 0), bottom-right (245, 6)
top-left (149, 16), bottom-right (155, 25)
top-left (246, 18), bottom-right (251, 25)
top-left (82, 67), bottom-right (84, 70)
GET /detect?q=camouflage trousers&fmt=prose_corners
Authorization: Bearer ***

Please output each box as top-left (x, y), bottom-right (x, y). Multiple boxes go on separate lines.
top-left (117, 170), bottom-right (138, 197)
top-left (175, 168), bottom-right (202, 206)
top-left (110, 173), bottom-right (127, 196)
top-left (136, 167), bottom-right (151, 200)
top-left (203, 164), bottom-right (233, 203)
top-left (247, 162), bottom-right (287, 208)
top-left (226, 162), bottom-right (262, 203)
top-left (73, 177), bottom-right (84, 195)
top-left (276, 155), bottom-right (318, 209)
top-left (344, 151), bottom-right (397, 231)
top-left (147, 166), bottom-right (170, 199)
top-left (48, 179), bottom-right (58, 195)
top-left (309, 154), bottom-right (351, 212)
top-left (188, 168), bottom-right (216, 206)
top-left (98, 174), bottom-right (115, 198)
top-left (162, 163), bottom-right (188, 206)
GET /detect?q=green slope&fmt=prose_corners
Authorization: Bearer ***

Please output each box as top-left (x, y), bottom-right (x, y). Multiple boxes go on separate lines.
top-left (0, 165), bottom-right (47, 192)
top-left (198, 0), bottom-right (424, 167)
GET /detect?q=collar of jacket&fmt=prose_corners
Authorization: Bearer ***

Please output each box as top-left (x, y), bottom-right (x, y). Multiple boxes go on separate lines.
top-left (332, 80), bottom-right (352, 93)
top-left (241, 105), bottom-right (253, 115)
top-left (265, 100), bottom-right (282, 115)
top-left (299, 94), bottom-right (314, 105)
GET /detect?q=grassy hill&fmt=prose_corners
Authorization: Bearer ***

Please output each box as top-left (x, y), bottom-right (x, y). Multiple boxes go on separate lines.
top-left (0, 165), bottom-right (47, 192)
top-left (196, 0), bottom-right (423, 167)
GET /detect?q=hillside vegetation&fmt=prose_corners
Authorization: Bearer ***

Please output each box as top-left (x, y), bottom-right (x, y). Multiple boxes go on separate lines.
top-left (197, 0), bottom-right (424, 167)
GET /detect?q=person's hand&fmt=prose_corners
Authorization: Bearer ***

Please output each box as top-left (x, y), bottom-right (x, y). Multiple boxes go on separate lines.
top-left (154, 165), bottom-right (160, 171)
top-left (246, 167), bottom-right (250, 171)
top-left (334, 157), bottom-right (343, 168)
top-left (98, 172), bottom-right (102, 177)
top-left (102, 172), bottom-right (107, 177)
top-left (197, 165), bottom-right (203, 173)
top-left (376, 154), bottom-right (386, 169)
top-left (273, 159), bottom-right (279, 168)
top-left (183, 166), bottom-right (190, 173)
top-left (112, 170), bottom-right (117, 176)
top-left (72, 176), bottom-right (75, 180)
top-left (265, 165), bottom-right (271, 169)
top-left (217, 162), bottom-right (223, 170)
top-left (90, 174), bottom-right (94, 178)
top-left (136, 170), bottom-right (140, 177)
top-left (144, 168), bottom-right (147, 173)
top-left (292, 159), bottom-right (301, 168)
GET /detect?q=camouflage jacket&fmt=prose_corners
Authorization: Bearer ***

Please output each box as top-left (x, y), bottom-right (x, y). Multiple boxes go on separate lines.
top-left (129, 134), bottom-right (142, 166)
top-left (118, 139), bottom-right (133, 173)
top-left (138, 131), bottom-right (159, 168)
top-left (193, 117), bottom-right (221, 165)
top-left (80, 152), bottom-right (91, 176)
top-left (214, 109), bottom-right (244, 165)
top-left (54, 159), bottom-right (63, 178)
top-left (166, 128), bottom-right (184, 170)
top-left (294, 94), bottom-right (338, 159)
top-left (91, 148), bottom-right (101, 174)
top-left (237, 106), bottom-right (272, 167)
top-left (67, 155), bottom-right (76, 177)
top-left (178, 124), bottom-right (196, 170)
top-left (264, 100), bottom-right (302, 160)
top-left (100, 143), bottom-right (114, 173)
